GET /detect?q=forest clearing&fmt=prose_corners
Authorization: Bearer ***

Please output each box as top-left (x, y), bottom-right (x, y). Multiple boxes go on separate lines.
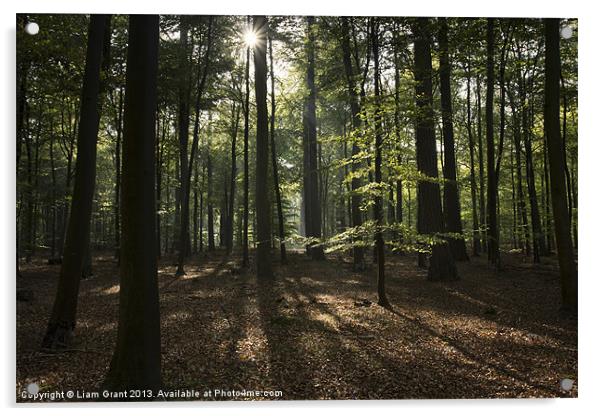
top-left (17, 250), bottom-right (577, 400)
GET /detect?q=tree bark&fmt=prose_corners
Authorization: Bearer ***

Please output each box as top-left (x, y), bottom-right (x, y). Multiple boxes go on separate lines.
top-left (340, 17), bottom-right (365, 269)
top-left (304, 16), bottom-right (325, 260)
top-left (253, 15), bottom-right (274, 280)
top-left (544, 18), bottom-right (577, 313)
top-left (371, 19), bottom-right (389, 306)
top-left (485, 19), bottom-right (500, 269)
top-left (104, 15), bottom-right (162, 391)
top-left (43, 15), bottom-right (109, 350)
top-left (438, 18), bottom-right (469, 261)
top-left (412, 17), bottom-right (458, 281)
top-left (268, 33), bottom-right (287, 263)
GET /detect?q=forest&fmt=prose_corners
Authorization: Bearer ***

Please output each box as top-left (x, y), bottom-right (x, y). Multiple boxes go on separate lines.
top-left (16, 14), bottom-right (578, 400)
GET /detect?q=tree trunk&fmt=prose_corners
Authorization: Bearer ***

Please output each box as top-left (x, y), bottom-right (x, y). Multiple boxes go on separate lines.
top-left (304, 16), bottom-right (325, 260)
top-left (43, 15), bottom-right (108, 350)
top-left (226, 101), bottom-right (240, 254)
top-left (176, 17), bottom-right (213, 274)
top-left (253, 15), bottom-right (274, 280)
top-left (371, 19), bottom-right (389, 306)
top-left (340, 17), bottom-right (365, 269)
top-left (476, 74), bottom-right (486, 252)
top-left (177, 16), bottom-right (191, 264)
top-left (543, 18), bottom-right (577, 313)
top-left (268, 33), bottom-right (287, 263)
top-left (104, 15), bottom-right (162, 391)
top-left (113, 87), bottom-right (123, 261)
top-left (485, 19), bottom-right (500, 269)
top-left (412, 17), bottom-right (458, 281)
top-left (242, 23), bottom-right (251, 267)
top-left (465, 58), bottom-right (480, 256)
top-left (438, 18), bottom-right (469, 261)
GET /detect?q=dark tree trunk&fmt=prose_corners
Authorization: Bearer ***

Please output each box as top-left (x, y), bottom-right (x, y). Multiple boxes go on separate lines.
top-left (113, 87), bottom-right (124, 261)
top-left (340, 17), bottom-right (365, 269)
top-left (465, 58), bottom-right (481, 256)
top-left (253, 15), bottom-right (274, 280)
top-left (485, 19), bottom-right (500, 269)
top-left (268, 33), bottom-right (287, 263)
top-left (226, 101), bottom-right (240, 254)
top-left (207, 128), bottom-right (215, 252)
top-left (438, 18), bottom-right (469, 261)
top-left (476, 74), bottom-right (486, 252)
top-left (42, 15), bottom-right (108, 350)
top-left (544, 18), bottom-right (577, 313)
top-left (242, 23), bottom-right (251, 267)
top-left (104, 15), bottom-right (161, 391)
top-left (176, 17), bottom-right (213, 275)
top-left (304, 16), bottom-right (325, 260)
top-left (371, 19), bottom-right (389, 306)
top-left (175, 17), bottom-right (191, 274)
top-left (412, 17), bottom-right (458, 281)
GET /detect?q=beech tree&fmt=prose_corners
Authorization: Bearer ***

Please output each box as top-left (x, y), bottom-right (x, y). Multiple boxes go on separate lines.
top-left (412, 17), bottom-right (458, 281)
top-left (42, 15), bottom-right (109, 349)
top-left (104, 14), bottom-right (162, 391)
top-left (544, 18), bottom-right (577, 312)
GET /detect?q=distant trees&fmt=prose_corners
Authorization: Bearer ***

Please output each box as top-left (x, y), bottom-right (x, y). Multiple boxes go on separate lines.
top-left (104, 14), bottom-right (162, 391)
top-left (42, 15), bottom-right (109, 349)
top-left (18, 15), bottom-right (579, 317)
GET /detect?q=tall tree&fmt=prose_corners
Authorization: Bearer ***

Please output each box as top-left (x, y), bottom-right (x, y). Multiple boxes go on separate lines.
top-left (371, 19), bottom-right (388, 306)
top-left (242, 16), bottom-right (251, 268)
top-left (340, 17), bottom-right (364, 269)
top-left (176, 16), bottom-right (213, 275)
top-left (485, 18), bottom-right (500, 268)
top-left (412, 17), bottom-right (458, 281)
top-left (104, 14), bottom-right (162, 390)
top-left (42, 15), bottom-right (109, 349)
top-left (303, 16), bottom-right (325, 260)
top-left (544, 18), bottom-right (577, 312)
top-left (268, 31), bottom-right (287, 263)
top-left (438, 17), bottom-right (469, 261)
top-left (464, 55), bottom-right (481, 256)
top-left (175, 16), bottom-right (191, 260)
top-left (253, 15), bottom-right (274, 280)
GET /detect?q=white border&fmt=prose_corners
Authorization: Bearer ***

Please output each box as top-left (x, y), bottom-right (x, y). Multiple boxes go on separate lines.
top-left (1, 1), bottom-right (600, 414)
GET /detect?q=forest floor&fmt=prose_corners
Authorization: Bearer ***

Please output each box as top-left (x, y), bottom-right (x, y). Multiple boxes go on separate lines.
top-left (16, 249), bottom-right (577, 401)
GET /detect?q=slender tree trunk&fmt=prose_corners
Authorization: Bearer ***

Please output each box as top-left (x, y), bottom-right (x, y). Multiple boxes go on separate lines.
top-left (544, 18), bottom-right (577, 313)
top-left (371, 19), bottom-right (389, 305)
top-left (413, 17), bottom-right (458, 281)
top-left (207, 122), bottom-right (215, 252)
top-left (242, 26), bottom-right (251, 268)
top-left (485, 19), bottom-right (500, 269)
top-left (253, 15), bottom-right (274, 280)
top-left (42, 15), bottom-right (109, 349)
top-left (476, 74), bottom-right (486, 252)
top-left (104, 15), bottom-right (162, 390)
top-left (176, 17), bottom-right (213, 274)
top-left (340, 17), bottom-right (364, 269)
top-left (114, 87), bottom-right (123, 261)
top-left (268, 33), bottom-right (287, 263)
top-left (226, 102), bottom-right (240, 254)
top-left (465, 59), bottom-right (480, 256)
top-left (438, 18), bottom-right (469, 261)
top-left (304, 16), bottom-right (325, 260)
